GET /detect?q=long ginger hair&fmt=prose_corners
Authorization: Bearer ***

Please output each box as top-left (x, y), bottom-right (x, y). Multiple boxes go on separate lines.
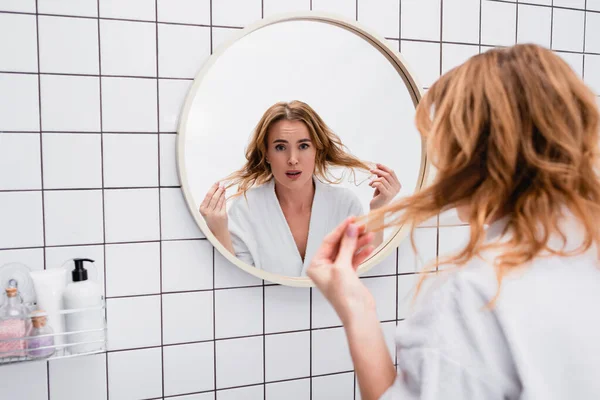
top-left (225, 100), bottom-right (371, 196)
top-left (373, 44), bottom-right (600, 298)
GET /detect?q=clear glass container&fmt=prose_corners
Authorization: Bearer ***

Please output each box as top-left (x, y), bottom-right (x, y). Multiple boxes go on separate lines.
top-left (0, 282), bottom-right (29, 358)
top-left (26, 311), bottom-right (55, 359)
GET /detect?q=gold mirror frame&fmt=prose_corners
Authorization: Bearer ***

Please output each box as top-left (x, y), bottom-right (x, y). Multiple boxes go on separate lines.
top-left (177, 11), bottom-right (429, 287)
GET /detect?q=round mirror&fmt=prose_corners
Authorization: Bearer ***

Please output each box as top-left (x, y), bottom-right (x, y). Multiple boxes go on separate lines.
top-left (177, 12), bottom-right (427, 286)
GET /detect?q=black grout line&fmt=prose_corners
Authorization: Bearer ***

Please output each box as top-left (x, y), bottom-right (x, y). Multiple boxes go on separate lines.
top-left (439, 0), bottom-right (444, 75)
top-left (34, 1), bottom-right (50, 396)
top-left (550, 0), bottom-right (554, 49)
top-left (583, 1), bottom-right (588, 80)
top-left (0, 186), bottom-right (182, 193)
top-left (0, 130), bottom-right (178, 134)
top-left (515, 0), bottom-right (519, 45)
top-left (95, 0), bottom-right (110, 396)
top-left (478, 0), bottom-right (483, 54)
top-left (154, 1), bottom-right (165, 397)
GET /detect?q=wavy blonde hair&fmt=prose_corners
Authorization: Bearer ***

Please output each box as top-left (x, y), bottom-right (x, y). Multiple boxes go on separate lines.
top-left (225, 100), bottom-right (371, 196)
top-left (372, 44), bottom-right (600, 299)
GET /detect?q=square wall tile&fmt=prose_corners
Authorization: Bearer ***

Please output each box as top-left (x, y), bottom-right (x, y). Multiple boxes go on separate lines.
top-left (312, 288), bottom-right (342, 328)
top-left (358, 0), bottom-right (399, 39)
top-left (557, 51), bottom-right (584, 78)
top-left (362, 249), bottom-right (396, 277)
top-left (382, 321), bottom-right (398, 360)
top-left (263, 0), bottom-right (310, 18)
top-left (101, 77), bottom-right (158, 132)
top-left (517, 4), bottom-right (552, 48)
top-left (265, 285), bottom-right (310, 333)
top-left (216, 336), bottom-right (263, 389)
top-left (174, 394), bottom-right (215, 400)
top-left (400, 41), bottom-right (440, 88)
top-left (0, 14), bottom-right (37, 72)
top-left (159, 79), bottom-right (193, 132)
top-left (265, 331), bottom-right (310, 382)
top-left (584, 55), bottom-right (600, 96)
top-left (40, 75), bottom-right (101, 132)
top-left (552, 8), bottom-right (585, 52)
top-left (312, 327), bottom-right (353, 375)
top-left (164, 342), bottom-right (215, 396)
top-left (312, 372), bottom-right (354, 400)
top-left (105, 242), bottom-right (161, 297)
top-left (106, 295), bottom-right (161, 350)
top-left (215, 286), bottom-right (263, 338)
top-left (158, 24), bottom-right (211, 79)
top-left (312, 0), bottom-right (356, 20)
top-left (401, 0), bottom-right (441, 41)
top-left (99, 0), bottom-right (156, 21)
top-left (214, 251), bottom-right (263, 288)
top-left (0, 361), bottom-right (48, 399)
top-left (44, 190), bottom-right (104, 246)
top-left (42, 133), bottom-right (102, 189)
top-left (212, 27), bottom-right (242, 52)
top-left (397, 227), bottom-right (438, 274)
top-left (0, 133), bottom-right (41, 190)
top-left (38, 16), bottom-right (99, 74)
top-left (443, 0), bottom-right (480, 44)
top-left (100, 20), bottom-right (157, 77)
top-left (38, 0), bottom-right (97, 17)
top-left (362, 276), bottom-right (397, 321)
top-left (0, 248), bottom-right (45, 273)
top-left (481, 1), bottom-right (516, 47)
top-left (219, 385), bottom-right (263, 400)
top-left (588, 0), bottom-right (600, 11)
top-left (49, 354), bottom-right (107, 400)
top-left (157, 0), bottom-right (210, 25)
top-left (163, 291), bottom-right (213, 344)
top-left (162, 239), bottom-right (213, 291)
top-left (108, 348), bottom-right (163, 400)
top-left (586, 12), bottom-right (600, 53)
top-left (0, 73), bottom-right (39, 131)
top-left (45, 245), bottom-right (105, 293)
top-left (441, 43), bottom-right (479, 74)
top-left (555, 0), bottom-right (585, 8)
top-left (266, 379), bottom-right (310, 400)
top-left (104, 188), bottom-right (160, 242)
top-left (160, 188), bottom-right (204, 240)
top-left (438, 225), bottom-right (471, 260)
top-left (0, 0), bottom-right (36, 12)
top-left (160, 134), bottom-right (179, 185)
top-left (212, 0), bottom-right (262, 27)
top-left (103, 133), bottom-right (159, 188)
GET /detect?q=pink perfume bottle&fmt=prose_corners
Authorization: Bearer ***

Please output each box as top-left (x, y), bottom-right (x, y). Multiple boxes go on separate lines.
top-left (0, 284), bottom-right (28, 358)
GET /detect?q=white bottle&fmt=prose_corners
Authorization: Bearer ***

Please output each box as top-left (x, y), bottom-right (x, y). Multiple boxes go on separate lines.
top-left (63, 259), bottom-right (105, 354)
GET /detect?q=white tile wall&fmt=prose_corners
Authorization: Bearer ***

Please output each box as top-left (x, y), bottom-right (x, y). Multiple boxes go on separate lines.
top-left (0, 1), bottom-right (597, 399)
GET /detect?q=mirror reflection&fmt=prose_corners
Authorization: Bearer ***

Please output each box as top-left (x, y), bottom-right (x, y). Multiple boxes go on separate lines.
top-left (178, 18), bottom-right (424, 279)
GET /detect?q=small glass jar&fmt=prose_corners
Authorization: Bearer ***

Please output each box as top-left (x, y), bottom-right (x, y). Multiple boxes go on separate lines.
top-left (0, 286), bottom-right (28, 358)
top-left (27, 311), bottom-right (55, 359)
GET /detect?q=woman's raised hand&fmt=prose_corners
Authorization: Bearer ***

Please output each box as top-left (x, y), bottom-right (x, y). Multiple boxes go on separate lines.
top-left (199, 182), bottom-right (228, 235)
top-left (369, 163), bottom-right (401, 210)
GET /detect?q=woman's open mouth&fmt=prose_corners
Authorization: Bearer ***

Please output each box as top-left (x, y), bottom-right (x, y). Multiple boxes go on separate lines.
top-left (285, 171), bottom-right (302, 180)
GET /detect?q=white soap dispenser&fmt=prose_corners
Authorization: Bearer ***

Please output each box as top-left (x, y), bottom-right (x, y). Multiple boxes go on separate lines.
top-left (63, 258), bottom-right (105, 354)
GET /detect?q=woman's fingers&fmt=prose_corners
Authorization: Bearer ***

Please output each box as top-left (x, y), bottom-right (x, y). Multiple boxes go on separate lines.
top-left (334, 223), bottom-right (360, 267)
top-left (200, 183), bottom-right (219, 210)
top-left (207, 185), bottom-right (224, 210)
top-left (352, 245), bottom-right (375, 269)
top-left (216, 189), bottom-right (226, 211)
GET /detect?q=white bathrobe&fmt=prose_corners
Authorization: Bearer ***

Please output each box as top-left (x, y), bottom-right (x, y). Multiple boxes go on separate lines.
top-left (227, 178), bottom-right (364, 276)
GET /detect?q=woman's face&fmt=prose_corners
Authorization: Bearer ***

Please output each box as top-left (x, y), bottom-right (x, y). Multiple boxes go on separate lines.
top-left (266, 119), bottom-right (317, 191)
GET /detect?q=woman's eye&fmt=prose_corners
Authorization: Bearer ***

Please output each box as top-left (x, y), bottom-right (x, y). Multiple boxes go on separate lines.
top-left (299, 143), bottom-right (310, 150)
top-left (275, 145), bottom-right (285, 151)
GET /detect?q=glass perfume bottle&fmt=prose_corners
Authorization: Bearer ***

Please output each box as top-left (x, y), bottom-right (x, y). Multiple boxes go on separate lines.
top-left (27, 310), bottom-right (55, 359)
top-left (0, 281), bottom-right (28, 358)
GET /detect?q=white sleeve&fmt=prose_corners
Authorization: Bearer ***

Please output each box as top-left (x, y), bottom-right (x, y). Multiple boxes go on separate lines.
top-left (379, 275), bottom-right (521, 400)
top-left (227, 199), bottom-right (256, 267)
